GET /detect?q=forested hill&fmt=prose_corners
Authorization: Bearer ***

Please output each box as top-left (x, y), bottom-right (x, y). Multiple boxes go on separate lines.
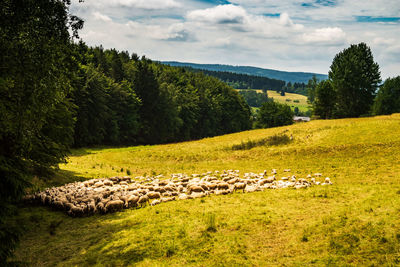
top-left (185, 68), bottom-right (286, 91)
top-left (162, 61), bottom-right (328, 84)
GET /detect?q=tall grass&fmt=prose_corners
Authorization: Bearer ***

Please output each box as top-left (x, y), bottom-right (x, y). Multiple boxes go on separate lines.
top-left (230, 133), bottom-right (291, 150)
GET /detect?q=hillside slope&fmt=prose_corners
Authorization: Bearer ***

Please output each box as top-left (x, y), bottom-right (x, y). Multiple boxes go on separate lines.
top-left (13, 114), bottom-right (400, 266)
top-left (162, 61), bottom-right (328, 83)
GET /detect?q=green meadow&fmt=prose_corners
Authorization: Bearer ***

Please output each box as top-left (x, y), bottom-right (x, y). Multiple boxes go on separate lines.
top-left (13, 114), bottom-right (400, 266)
top-left (267, 90), bottom-right (310, 113)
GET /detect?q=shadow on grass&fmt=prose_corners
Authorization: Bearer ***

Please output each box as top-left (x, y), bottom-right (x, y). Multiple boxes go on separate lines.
top-left (29, 169), bottom-right (87, 192)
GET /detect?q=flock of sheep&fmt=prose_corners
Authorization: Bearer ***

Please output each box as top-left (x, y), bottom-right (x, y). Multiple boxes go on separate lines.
top-left (25, 169), bottom-right (333, 217)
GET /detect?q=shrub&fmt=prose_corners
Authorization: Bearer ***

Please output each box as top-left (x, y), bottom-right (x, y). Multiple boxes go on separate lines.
top-left (230, 134), bottom-right (291, 150)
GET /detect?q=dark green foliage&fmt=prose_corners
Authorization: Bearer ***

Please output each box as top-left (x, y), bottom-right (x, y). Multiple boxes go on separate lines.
top-left (72, 64), bottom-right (140, 146)
top-left (256, 101), bottom-right (294, 128)
top-left (329, 43), bottom-right (381, 118)
top-left (238, 90), bottom-right (270, 107)
top-left (189, 69), bottom-right (286, 91)
top-left (0, 0), bottom-right (81, 262)
top-left (313, 80), bottom-right (336, 119)
top-left (163, 61), bottom-right (328, 84)
top-left (307, 75), bottom-right (319, 104)
top-left (373, 76), bottom-right (400, 115)
top-left (70, 45), bottom-right (251, 146)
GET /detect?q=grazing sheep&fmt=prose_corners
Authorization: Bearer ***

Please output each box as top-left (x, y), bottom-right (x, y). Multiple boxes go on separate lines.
top-left (29, 169), bottom-right (331, 217)
top-left (105, 200), bottom-right (124, 213)
top-left (161, 197), bottom-right (175, 202)
top-left (200, 184), bottom-right (209, 191)
top-left (137, 195), bottom-right (149, 207)
top-left (188, 185), bottom-right (205, 193)
top-left (68, 205), bottom-right (84, 217)
top-left (103, 180), bottom-right (113, 186)
top-left (217, 182), bottom-right (229, 190)
top-left (147, 191), bottom-right (161, 199)
top-left (126, 195), bottom-right (139, 208)
top-left (322, 177), bottom-right (332, 185)
top-left (191, 192), bottom-right (205, 198)
top-left (178, 193), bottom-right (189, 200)
top-left (151, 199), bottom-right (161, 206)
top-left (94, 181), bottom-right (104, 188)
top-left (158, 180), bottom-right (169, 186)
top-left (233, 182), bottom-right (246, 192)
top-left (154, 186), bottom-right (166, 193)
top-left (227, 178), bottom-right (239, 184)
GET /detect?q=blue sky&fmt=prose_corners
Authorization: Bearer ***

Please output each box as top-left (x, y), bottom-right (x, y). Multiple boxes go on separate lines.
top-left (70, 0), bottom-right (400, 78)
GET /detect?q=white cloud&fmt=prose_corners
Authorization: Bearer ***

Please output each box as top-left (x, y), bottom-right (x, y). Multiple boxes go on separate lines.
top-left (126, 21), bottom-right (191, 41)
top-left (187, 4), bottom-right (247, 24)
top-left (302, 27), bottom-right (346, 45)
top-left (373, 37), bottom-right (396, 46)
top-left (187, 5), bottom-right (303, 37)
top-left (93, 12), bottom-right (112, 22)
top-left (112, 0), bottom-right (181, 9)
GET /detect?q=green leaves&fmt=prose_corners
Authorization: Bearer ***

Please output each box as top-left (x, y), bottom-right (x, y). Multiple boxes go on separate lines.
top-left (373, 76), bottom-right (400, 115)
top-left (255, 101), bottom-right (294, 128)
top-left (329, 43), bottom-right (381, 118)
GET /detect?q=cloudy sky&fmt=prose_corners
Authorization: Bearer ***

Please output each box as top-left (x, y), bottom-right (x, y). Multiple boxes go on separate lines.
top-left (70, 0), bottom-right (399, 78)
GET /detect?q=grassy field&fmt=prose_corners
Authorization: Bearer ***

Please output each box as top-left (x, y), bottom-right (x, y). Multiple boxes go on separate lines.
top-left (12, 114), bottom-right (400, 266)
top-left (266, 90), bottom-right (310, 113)
top-left (238, 89), bottom-right (310, 113)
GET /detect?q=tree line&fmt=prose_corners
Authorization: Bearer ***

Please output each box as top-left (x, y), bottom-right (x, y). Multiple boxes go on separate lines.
top-left (307, 43), bottom-right (400, 119)
top-left (184, 67), bottom-right (309, 96)
top-left (72, 44), bottom-right (251, 147)
top-left (238, 90), bottom-right (270, 108)
top-left (183, 68), bottom-right (286, 91)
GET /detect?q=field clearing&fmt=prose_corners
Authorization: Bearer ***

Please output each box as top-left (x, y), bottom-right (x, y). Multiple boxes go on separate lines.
top-left (237, 89), bottom-right (310, 113)
top-left (13, 114), bottom-right (400, 266)
top-left (267, 90), bottom-right (310, 113)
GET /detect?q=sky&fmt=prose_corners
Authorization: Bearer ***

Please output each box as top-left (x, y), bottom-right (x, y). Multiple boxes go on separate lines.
top-left (70, 0), bottom-right (400, 79)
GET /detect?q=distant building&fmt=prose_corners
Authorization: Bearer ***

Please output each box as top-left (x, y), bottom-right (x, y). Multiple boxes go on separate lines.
top-left (293, 116), bottom-right (311, 122)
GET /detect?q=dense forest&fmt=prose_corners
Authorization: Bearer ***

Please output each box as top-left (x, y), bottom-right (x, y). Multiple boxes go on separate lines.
top-left (165, 65), bottom-right (309, 96)
top-left (71, 44), bottom-right (251, 147)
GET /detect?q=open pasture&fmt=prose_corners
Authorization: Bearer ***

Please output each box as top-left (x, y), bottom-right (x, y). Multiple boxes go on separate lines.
top-left (13, 114), bottom-right (400, 266)
top-left (267, 90), bottom-right (310, 113)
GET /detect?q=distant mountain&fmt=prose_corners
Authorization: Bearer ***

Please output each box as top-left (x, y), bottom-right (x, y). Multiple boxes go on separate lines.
top-left (162, 61), bottom-right (328, 84)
